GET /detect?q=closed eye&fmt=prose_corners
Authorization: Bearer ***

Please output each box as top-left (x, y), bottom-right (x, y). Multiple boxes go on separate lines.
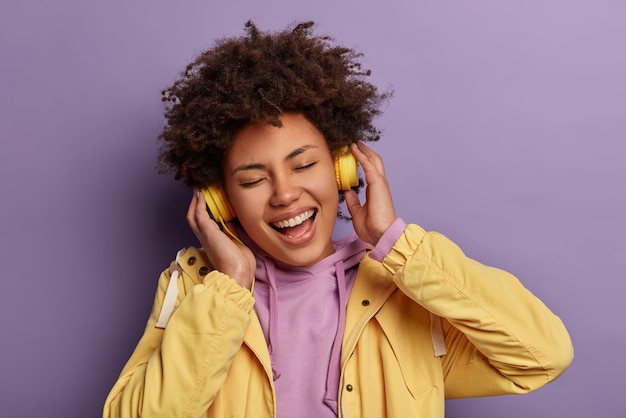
top-left (240, 178), bottom-right (264, 188)
top-left (294, 161), bottom-right (317, 171)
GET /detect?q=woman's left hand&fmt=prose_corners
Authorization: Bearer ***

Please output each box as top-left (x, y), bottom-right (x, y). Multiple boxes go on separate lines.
top-left (344, 141), bottom-right (397, 246)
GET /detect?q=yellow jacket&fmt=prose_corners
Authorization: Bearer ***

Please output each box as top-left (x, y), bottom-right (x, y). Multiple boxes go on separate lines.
top-left (103, 224), bottom-right (573, 417)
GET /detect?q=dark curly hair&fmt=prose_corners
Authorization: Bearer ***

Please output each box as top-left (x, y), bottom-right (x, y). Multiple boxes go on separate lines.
top-left (157, 20), bottom-right (391, 188)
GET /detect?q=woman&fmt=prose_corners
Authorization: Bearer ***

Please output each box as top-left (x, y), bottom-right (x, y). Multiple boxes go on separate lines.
top-left (103, 21), bottom-right (573, 418)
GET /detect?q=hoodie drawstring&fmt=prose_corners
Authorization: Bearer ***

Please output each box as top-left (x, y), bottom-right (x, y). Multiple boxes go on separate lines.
top-left (323, 260), bottom-right (346, 415)
top-left (263, 257), bottom-right (282, 380)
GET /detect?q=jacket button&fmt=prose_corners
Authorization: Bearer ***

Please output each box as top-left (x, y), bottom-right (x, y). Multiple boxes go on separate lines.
top-left (361, 300), bottom-right (370, 306)
top-left (346, 384), bottom-right (353, 392)
top-left (199, 266), bottom-right (209, 276)
top-left (187, 256), bottom-right (196, 266)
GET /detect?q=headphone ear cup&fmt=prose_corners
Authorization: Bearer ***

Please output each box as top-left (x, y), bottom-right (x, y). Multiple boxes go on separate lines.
top-left (201, 186), bottom-right (236, 223)
top-left (334, 146), bottom-right (359, 190)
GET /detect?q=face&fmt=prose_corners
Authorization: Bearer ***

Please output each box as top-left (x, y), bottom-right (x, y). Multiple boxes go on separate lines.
top-left (222, 113), bottom-right (339, 267)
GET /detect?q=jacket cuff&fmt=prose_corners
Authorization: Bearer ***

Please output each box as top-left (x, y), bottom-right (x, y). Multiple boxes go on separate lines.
top-left (202, 271), bottom-right (255, 313)
top-left (379, 223), bottom-right (427, 275)
top-left (368, 218), bottom-right (408, 262)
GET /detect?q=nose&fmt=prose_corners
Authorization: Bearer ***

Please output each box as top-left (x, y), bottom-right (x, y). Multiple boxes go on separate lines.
top-left (269, 174), bottom-right (301, 207)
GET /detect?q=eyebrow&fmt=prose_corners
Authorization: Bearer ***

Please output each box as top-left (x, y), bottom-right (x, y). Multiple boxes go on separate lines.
top-left (231, 145), bottom-right (319, 174)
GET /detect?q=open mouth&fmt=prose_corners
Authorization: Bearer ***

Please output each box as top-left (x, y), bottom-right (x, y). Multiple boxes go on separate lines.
top-left (270, 209), bottom-right (316, 237)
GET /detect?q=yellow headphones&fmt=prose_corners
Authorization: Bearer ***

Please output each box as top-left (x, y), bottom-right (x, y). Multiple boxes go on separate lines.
top-left (201, 145), bottom-right (358, 225)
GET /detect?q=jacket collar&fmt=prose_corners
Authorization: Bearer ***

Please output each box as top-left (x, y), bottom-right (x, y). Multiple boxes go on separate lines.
top-left (341, 254), bottom-right (398, 365)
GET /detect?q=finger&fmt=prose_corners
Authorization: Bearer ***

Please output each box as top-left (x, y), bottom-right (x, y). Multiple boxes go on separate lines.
top-left (187, 190), bottom-right (218, 240)
top-left (351, 141), bottom-right (386, 175)
top-left (350, 144), bottom-right (386, 192)
top-left (187, 190), bottom-right (201, 233)
top-left (343, 189), bottom-right (362, 218)
top-left (193, 191), bottom-right (214, 230)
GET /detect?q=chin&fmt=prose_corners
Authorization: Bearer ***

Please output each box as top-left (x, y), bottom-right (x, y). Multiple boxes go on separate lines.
top-left (271, 243), bottom-right (333, 267)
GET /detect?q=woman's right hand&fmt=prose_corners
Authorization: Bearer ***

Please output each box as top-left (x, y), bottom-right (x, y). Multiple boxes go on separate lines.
top-left (187, 190), bottom-right (255, 290)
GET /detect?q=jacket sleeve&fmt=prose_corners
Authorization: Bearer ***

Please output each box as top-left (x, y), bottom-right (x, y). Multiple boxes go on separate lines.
top-left (102, 251), bottom-right (255, 418)
top-left (379, 223), bottom-right (573, 398)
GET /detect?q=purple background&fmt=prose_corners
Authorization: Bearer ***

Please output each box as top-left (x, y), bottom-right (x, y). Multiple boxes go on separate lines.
top-left (1, 1), bottom-right (624, 417)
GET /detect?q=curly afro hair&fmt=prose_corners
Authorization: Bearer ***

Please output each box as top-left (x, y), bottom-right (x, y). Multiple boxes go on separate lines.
top-left (157, 20), bottom-right (391, 188)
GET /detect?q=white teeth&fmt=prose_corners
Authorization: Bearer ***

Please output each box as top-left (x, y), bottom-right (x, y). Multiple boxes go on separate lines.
top-left (273, 210), bottom-right (314, 229)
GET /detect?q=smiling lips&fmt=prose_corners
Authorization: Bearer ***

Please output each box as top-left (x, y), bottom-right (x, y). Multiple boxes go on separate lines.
top-left (272, 209), bottom-right (315, 228)
top-left (271, 209), bottom-right (316, 239)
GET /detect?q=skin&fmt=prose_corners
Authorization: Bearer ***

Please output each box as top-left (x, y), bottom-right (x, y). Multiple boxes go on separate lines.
top-left (187, 113), bottom-right (397, 289)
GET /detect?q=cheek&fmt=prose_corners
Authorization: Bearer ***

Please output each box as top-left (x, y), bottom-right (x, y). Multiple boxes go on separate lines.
top-left (320, 173), bottom-right (340, 205)
top-left (229, 191), bottom-right (263, 224)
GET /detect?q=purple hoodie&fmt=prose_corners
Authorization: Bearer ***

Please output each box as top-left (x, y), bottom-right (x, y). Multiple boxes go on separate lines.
top-left (239, 230), bottom-right (371, 418)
